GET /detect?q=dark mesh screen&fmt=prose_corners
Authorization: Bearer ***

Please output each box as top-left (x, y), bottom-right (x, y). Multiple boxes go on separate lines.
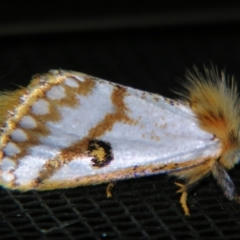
top-left (1, 2), bottom-right (240, 239)
top-left (1, 172), bottom-right (240, 239)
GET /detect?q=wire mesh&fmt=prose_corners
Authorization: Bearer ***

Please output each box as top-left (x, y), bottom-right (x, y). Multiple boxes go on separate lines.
top-left (1, 170), bottom-right (240, 239)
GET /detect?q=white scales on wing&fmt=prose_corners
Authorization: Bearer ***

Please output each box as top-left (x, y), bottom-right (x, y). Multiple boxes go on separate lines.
top-left (9, 72), bottom-right (220, 185)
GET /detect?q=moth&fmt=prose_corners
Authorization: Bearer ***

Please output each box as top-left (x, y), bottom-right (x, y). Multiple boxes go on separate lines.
top-left (0, 67), bottom-right (239, 215)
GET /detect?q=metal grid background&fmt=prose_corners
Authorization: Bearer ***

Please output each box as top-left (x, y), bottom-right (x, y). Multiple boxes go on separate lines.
top-left (1, 11), bottom-right (240, 240)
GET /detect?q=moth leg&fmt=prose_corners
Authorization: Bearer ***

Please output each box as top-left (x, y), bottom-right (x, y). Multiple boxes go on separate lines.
top-left (172, 162), bottom-right (212, 215)
top-left (212, 161), bottom-right (239, 202)
top-left (175, 182), bottom-right (190, 216)
top-left (106, 182), bottom-right (116, 198)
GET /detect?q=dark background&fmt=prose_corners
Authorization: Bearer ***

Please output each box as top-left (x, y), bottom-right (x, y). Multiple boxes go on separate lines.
top-left (0, 1), bottom-right (240, 239)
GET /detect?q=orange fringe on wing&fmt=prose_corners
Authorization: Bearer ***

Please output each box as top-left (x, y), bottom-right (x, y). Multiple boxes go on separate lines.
top-left (0, 88), bottom-right (26, 128)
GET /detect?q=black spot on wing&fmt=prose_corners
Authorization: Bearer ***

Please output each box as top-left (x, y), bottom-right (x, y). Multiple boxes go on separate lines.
top-left (87, 139), bottom-right (113, 168)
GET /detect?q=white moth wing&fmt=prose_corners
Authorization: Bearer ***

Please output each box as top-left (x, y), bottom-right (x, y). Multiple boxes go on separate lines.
top-left (0, 70), bottom-right (221, 190)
